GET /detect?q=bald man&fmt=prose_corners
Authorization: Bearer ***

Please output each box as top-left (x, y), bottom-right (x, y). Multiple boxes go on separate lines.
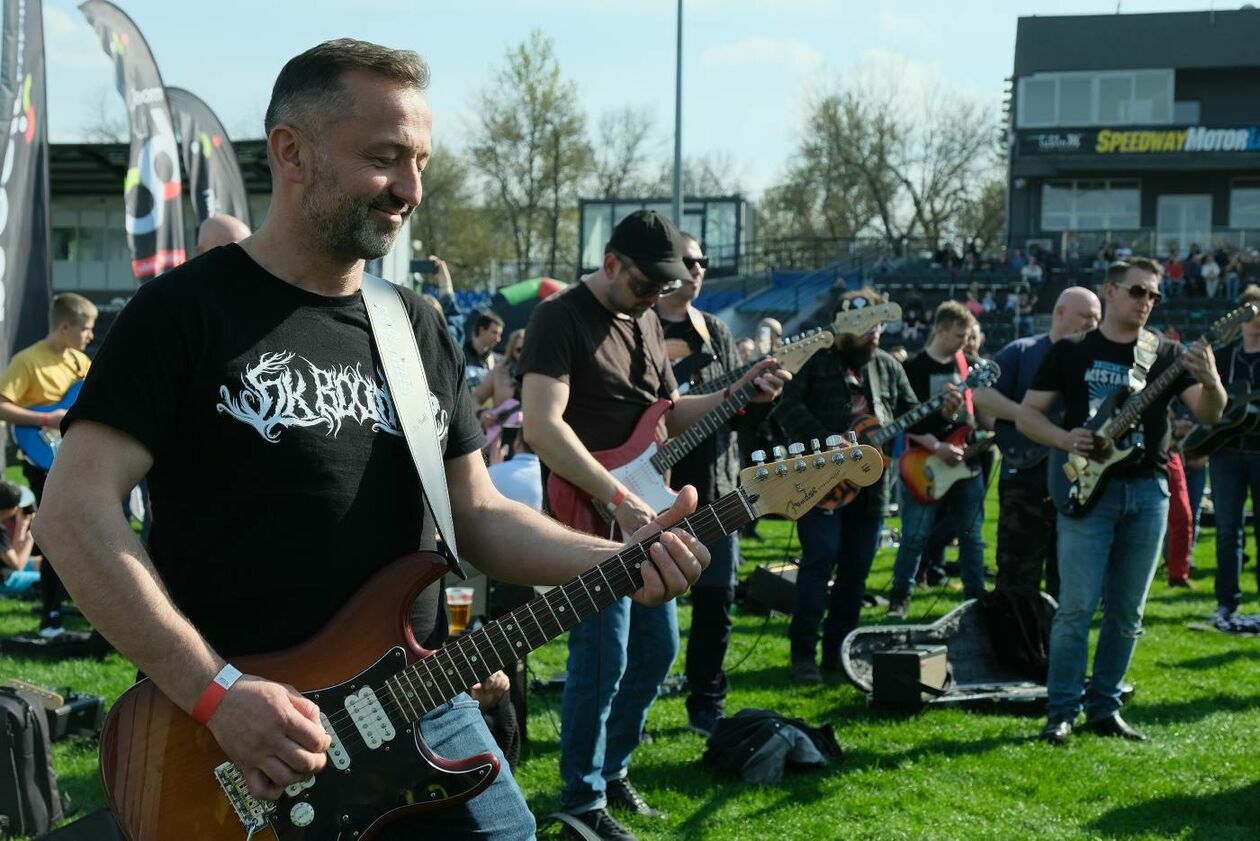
top-left (973, 286), bottom-right (1101, 596)
top-left (195, 213), bottom-right (252, 255)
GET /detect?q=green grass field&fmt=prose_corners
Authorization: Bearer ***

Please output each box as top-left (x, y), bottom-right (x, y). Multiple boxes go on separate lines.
top-left (4, 476), bottom-right (1259, 839)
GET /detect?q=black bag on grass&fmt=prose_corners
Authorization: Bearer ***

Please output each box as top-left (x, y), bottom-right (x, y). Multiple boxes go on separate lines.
top-left (978, 586), bottom-right (1054, 682)
top-left (0, 686), bottom-right (64, 835)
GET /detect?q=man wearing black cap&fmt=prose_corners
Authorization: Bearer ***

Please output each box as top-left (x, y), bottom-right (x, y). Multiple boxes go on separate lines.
top-left (520, 210), bottom-right (787, 839)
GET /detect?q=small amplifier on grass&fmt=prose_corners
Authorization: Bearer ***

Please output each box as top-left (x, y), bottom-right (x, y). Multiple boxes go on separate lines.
top-left (871, 645), bottom-right (950, 708)
top-left (741, 562), bottom-right (799, 614)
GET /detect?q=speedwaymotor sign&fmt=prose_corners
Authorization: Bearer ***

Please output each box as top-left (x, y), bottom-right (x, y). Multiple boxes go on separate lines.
top-left (1020, 126), bottom-right (1260, 155)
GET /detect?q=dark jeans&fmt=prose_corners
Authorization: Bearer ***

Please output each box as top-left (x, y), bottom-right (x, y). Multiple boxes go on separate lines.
top-left (21, 464), bottom-right (62, 630)
top-left (1209, 451), bottom-right (1260, 612)
top-left (996, 479), bottom-right (1059, 599)
top-left (685, 534), bottom-right (738, 720)
top-left (788, 504), bottom-right (882, 664)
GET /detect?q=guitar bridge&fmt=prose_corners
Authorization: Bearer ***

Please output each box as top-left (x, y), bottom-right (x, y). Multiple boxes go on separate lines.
top-left (214, 761), bottom-right (274, 836)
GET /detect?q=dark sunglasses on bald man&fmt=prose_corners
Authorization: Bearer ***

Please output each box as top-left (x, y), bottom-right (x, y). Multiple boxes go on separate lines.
top-left (683, 256), bottom-right (709, 270)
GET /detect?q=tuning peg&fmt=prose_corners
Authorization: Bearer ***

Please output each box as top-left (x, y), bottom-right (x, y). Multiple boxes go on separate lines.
top-left (810, 438), bottom-right (822, 452)
top-left (788, 443), bottom-right (805, 456)
top-left (772, 445), bottom-right (787, 460)
top-left (788, 442), bottom-right (808, 472)
top-left (825, 434), bottom-right (843, 448)
top-left (751, 449), bottom-right (766, 465)
top-left (847, 431), bottom-right (859, 447)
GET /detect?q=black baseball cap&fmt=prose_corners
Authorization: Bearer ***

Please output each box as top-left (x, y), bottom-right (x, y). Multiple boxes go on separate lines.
top-left (606, 210), bottom-right (690, 287)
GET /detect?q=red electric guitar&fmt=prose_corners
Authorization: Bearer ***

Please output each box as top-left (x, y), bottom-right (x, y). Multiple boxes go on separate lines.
top-left (99, 442), bottom-right (882, 840)
top-left (547, 330), bottom-right (834, 536)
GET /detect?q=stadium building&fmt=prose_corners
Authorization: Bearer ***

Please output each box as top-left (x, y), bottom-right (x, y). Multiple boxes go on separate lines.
top-left (1008, 7), bottom-right (1260, 259)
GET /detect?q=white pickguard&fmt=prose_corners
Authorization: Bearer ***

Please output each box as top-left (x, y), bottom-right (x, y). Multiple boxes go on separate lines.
top-left (1064, 444), bottom-right (1133, 505)
top-left (922, 457), bottom-right (979, 500)
top-left (610, 444), bottom-right (677, 514)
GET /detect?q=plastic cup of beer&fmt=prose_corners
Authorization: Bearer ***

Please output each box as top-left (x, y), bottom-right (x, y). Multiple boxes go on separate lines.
top-left (446, 587), bottom-right (475, 635)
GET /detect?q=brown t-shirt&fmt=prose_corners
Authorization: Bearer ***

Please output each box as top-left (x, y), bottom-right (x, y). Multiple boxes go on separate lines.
top-left (519, 281), bottom-right (676, 452)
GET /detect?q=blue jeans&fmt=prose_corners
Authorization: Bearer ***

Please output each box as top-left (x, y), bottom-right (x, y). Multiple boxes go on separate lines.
top-left (559, 598), bottom-right (678, 813)
top-left (1209, 451), bottom-right (1260, 612)
top-left (0, 560), bottom-right (39, 596)
top-left (891, 474), bottom-right (986, 597)
top-left (379, 693), bottom-right (535, 839)
top-left (788, 504), bottom-right (882, 663)
top-left (1047, 474), bottom-right (1168, 723)
top-left (1185, 461), bottom-right (1207, 546)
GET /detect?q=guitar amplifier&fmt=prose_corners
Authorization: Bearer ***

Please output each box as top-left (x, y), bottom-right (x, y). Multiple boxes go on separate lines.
top-left (46, 692), bottom-right (105, 742)
top-left (742, 563), bottom-right (798, 615)
top-left (872, 646), bottom-right (949, 707)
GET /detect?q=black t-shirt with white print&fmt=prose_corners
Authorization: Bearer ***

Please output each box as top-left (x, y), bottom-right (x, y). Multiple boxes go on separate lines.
top-left (1031, 329), bottom-right (1194, 478)
top-left (63, 244), bottom-right (483, 657)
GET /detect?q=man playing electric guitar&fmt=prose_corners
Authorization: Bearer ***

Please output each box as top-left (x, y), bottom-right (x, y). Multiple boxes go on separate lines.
top-left (1206, 283), bottom-right (1260, 627)
top-left (33, 41), bottom-right (713, 841)
top-left (1018, 258), bottom-right (1224, 745)
top-left (655, 233), bottom-right (773, 736)
top-left (520, 209), bottom-right (785, 838)
top-left (972, 286), bottom-right (1100, 598)
top-left (0, 292), bottom-right (97, 638)
top-left (887, 301), bottom-right (984, 618)
top-left (776, 288), bottom-right (959, 682)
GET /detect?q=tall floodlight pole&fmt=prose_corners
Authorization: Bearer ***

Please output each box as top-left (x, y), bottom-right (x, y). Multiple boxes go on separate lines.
top-left (672, 0), bottom-right (684, 225)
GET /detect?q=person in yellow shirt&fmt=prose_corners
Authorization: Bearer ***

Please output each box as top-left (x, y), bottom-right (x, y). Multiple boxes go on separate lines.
top-left (0, 292), bottom-right (96, 637)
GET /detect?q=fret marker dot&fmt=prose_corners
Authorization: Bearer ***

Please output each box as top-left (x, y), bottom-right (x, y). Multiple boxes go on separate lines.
top-left (595, 585), bottom-right (602, 592)
top-left (426, 681), bottom-right (433, 687)
top-left (446, 669), bottom-right (453, 675)
top-left (635, 563), bottom-right (641, 569)
top-left (507, 624), bottom-right (513, 630)
top-left (559, 606), bottom-right (566, 612)
top-left (470, 656), bottom-right (478, 662)
top-left (516, 641), bottom-right (522, 648)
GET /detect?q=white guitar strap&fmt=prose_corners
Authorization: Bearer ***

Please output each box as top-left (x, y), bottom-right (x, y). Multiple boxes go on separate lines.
top-left (361, 273), bottom-right (465, 579)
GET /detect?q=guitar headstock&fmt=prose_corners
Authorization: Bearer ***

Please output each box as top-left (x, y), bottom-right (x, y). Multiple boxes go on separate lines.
top-left (773, 330), bottom-right (835, 375)
top-left (740, 436), bottom-right (884, 520)
top-left (964, 359), bottom-right (1001, 389)
top-left (1205, 302), bottom-right (1259, 345)
top-left (831, 302), bottom-right (902, 337)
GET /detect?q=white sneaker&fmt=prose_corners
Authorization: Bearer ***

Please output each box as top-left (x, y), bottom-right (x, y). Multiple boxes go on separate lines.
top-left (38, 626), bottom-right (65, 640)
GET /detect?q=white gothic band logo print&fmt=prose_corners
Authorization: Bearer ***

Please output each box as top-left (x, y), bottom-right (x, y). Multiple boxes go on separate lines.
top-left (216, 351), bottom-right (450, 444)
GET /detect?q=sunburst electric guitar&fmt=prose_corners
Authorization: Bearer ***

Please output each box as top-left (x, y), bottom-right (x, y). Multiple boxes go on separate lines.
top-left (547, 330), bottom-right (835, 536)
top-left (99, 441), bottom-right (882, 840)
top-left (1049, 303), bottom-right (1257, 516)
top-left (827, 359), bottom-right (1000, 509)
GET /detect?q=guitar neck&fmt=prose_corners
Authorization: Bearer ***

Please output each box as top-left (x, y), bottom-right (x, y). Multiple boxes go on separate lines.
top-left (688, 364), bottom-right (744, 396)
top-left (652, 382), bottom-right (757, 472)
top-left (1107, 356), bottom-right (1189, 444)
top-left (382, 490), bottom-right (757, 722)
top-left (869, 392), bottom-right (948, 447)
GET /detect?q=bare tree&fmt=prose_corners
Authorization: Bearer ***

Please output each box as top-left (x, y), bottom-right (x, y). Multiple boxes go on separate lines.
top-left (590, 106), bottom-right (657, 198)
top-left (79, 86), bottom-right (127, 143)
top-left (468, 31), bottom-right (591, 267)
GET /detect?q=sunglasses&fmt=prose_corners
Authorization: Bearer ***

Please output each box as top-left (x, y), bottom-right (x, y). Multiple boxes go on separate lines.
top-left (613, 251), bottom-right (684, 298)
top-left (1116, 283), bottom-right (1162, 306)
top-left (683, 256), bottom-right (709, 270)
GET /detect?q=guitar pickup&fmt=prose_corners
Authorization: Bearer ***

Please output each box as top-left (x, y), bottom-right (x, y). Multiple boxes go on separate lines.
top-left (1062, 463), bottom-right (1078, 481)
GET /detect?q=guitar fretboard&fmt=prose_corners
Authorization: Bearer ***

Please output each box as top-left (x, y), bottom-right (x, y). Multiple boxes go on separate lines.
top-left (652, 381), bottom-right (758, 472)
top-left (688, 327), bottom-right (826, 396)
top-left (868, 394), bottom-right (947, 446)
top-left (380, 490), bottom-right (758, 722)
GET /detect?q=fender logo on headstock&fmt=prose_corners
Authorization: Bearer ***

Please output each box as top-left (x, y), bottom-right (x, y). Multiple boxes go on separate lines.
top-left (787, 485), bottom-right (820, 515)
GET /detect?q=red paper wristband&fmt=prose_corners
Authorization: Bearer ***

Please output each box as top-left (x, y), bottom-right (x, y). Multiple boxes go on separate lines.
top-left (610, 486), bottom-right (627, 508)
top-left (191, 664), bottom-right (243, 725)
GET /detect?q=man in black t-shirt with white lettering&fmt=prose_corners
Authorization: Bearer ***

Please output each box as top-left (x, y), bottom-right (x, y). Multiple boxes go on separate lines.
top-left (1019, 258), bottom-right (1224, 745)
top-left (33, 41), bottom-right (710, 840)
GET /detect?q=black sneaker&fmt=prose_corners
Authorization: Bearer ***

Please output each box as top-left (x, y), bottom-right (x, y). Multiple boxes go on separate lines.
top-left (606, 777), bottom-right (664, 818)
top-left (791, 660), bottom-right (822, 684)
top-left (564, 808), bottom-right (638, 841)
top-left (887, 593), bottom-right (910, 619)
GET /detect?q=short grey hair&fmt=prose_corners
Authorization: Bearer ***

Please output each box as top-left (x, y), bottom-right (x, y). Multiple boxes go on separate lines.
top-left (264, 38), bottom-right (430, 137)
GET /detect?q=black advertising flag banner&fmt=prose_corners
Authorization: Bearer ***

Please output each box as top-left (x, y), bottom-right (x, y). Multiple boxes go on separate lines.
top-left (0, 0), bottom-right (51, 360)
top-left (80, 0), bottom-right (185, 279)
top-left (167, 86), bottom-right (251, 227)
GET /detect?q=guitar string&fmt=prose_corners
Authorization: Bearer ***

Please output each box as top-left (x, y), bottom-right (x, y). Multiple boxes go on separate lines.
top-left (310, 496), bottom-right (749, 739)
top-left (147, 458), bottom-right (867, 792)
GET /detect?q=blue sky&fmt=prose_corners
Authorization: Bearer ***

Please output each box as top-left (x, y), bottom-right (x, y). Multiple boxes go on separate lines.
top-left (44, 0), bottom-right (1223, 195)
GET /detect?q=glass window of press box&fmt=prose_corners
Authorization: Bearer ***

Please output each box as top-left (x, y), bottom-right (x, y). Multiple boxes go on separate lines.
top-left (1041, 180), bottom-right (1141, 231)
top-left (580, 198), bottom-right (744, 276)
top-left (1017, 70), bottom-right (1174, 127)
